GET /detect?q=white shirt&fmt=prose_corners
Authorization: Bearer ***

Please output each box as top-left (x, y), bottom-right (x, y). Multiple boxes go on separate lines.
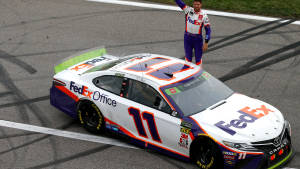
top-left (183, 6), bottom-right (210, 34)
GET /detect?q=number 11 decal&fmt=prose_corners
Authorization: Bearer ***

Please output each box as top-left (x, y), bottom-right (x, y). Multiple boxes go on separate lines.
top-left (128, 107), bottom-right (162, 143)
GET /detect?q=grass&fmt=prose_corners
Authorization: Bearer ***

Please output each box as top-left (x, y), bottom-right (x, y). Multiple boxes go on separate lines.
top-left (145, 0), bottom-right (300, 19)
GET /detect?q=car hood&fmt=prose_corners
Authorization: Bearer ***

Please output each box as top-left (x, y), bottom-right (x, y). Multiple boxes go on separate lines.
top-left (190, 93), bottom-right (285, 143)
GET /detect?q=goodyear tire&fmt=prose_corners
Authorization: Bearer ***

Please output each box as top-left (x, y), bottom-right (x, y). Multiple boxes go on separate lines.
top-left (192, 137), bottom-right (223, 169)
top-left (77, 100), bottom-right (105, 134)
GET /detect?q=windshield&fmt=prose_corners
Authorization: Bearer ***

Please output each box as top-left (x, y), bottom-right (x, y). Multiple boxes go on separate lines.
top-left (162, 71), bottom-right (233, 116)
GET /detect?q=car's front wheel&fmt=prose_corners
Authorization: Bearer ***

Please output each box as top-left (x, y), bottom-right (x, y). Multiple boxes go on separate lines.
top-left (77, 100), bottom-right (105, 134)
top-left (191, 137), bottom-right (223, 169)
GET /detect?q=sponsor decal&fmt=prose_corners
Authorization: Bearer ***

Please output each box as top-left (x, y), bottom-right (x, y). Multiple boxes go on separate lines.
top-left (187, 16), bottom-right (201, 25)
top-left (165, 87), bottom-right (181, 96)
top-left (178, 133), bottom-right (189, 149)
top-left (224, 159), bottom-right (235, 166)
top-left (201, 71), bottom-right (210, 80)
top-left (180, 121), bottom-right (193, 129)
top-left (71, 56), bottom-right (111, 71)
top-left (223, 151), bottom-right (237, 156)
top-left (215, 105), bottom-right (274, 135)
top-left (269, 138), bottom-right (288, 155)
top-left (93, 91), bottom-right (117, 107)
top-left (224, 155), bottom-right (235, 160)
top-left (223, 151), bottom-right (236, 165)
top-left (198, 15), bottom-right (203, 20)
top-left (71, 63), bottom-right (93, 71)
top-left (70, 81), bottom-right (117, 107)
top-left (180, 127), bottom-right (191, 134)
top-left (70, 81), bottom-right (93, 98)
top-left (273, 136), bottom-right (281, 147)
top-left (106, 122), bottom-right (120, 132)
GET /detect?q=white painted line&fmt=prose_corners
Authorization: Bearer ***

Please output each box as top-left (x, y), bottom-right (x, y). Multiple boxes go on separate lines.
top-left (0, 120), bottom-right (137, 149)
top-left (86, 0), bottom-right (300, 25)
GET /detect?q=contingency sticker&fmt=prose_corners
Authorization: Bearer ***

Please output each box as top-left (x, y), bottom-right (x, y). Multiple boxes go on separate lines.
top-left (200, 71), bottom-right (211, 80)
top-left (180, 127), bottom-right (191, 134)
top-left (165, 87), bottom-right (181, 96)
top-left (178, 133), bottom-right (189, 149)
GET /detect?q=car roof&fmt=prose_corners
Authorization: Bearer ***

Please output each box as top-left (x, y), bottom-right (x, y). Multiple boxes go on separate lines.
top-left (110, 54), bottom-right (202, 87)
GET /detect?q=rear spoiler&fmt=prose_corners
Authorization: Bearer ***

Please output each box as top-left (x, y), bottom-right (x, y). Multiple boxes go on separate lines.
top-left (54, 47), bottom-right (106, 74)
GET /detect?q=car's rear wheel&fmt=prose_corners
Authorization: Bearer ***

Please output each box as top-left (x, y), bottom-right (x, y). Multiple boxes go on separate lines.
top-left (191, 137), bottom-right (223, 169)
top-left (77, 100), bottom-right (105, 133)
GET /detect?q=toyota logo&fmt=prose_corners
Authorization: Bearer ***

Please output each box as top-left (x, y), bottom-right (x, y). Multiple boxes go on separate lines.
top-left (273, 137), bottom-right (281, 147)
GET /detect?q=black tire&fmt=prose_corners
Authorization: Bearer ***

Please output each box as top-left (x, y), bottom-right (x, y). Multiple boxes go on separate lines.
top-left (191, 137), bottom-right (223, 169)
top-left (77, 100), bottom-right (105, 134)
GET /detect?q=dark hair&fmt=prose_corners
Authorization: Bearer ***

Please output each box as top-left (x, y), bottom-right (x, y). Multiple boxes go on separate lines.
top-left (194, 0), bottom-right (202, 3)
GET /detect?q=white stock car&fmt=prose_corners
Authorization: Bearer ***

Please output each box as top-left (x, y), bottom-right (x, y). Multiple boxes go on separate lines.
top-left (50, 47), bottom-right (293, 169)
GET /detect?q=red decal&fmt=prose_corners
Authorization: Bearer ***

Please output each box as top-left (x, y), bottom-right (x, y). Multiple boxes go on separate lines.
top-left (71, 64), bottom-right (93, 71)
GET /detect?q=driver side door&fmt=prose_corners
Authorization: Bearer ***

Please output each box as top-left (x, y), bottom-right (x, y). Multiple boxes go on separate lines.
top-left (123, 79), bottom-right (189, 157)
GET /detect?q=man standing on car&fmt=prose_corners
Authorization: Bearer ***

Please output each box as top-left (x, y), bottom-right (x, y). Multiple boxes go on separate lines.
top-left (175, 0), bottom-right (211, 65)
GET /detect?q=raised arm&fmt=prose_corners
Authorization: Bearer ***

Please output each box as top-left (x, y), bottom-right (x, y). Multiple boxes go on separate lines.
top-left (174, 0), bottom-right (187, 10)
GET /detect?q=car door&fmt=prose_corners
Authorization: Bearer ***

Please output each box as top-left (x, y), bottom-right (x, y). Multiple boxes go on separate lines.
top-left (92, 75), bottom-right (150, 140)
top-left (122, 79), bottom-right (189, 157)
top-left (91, 75), bottom-right (124, 122)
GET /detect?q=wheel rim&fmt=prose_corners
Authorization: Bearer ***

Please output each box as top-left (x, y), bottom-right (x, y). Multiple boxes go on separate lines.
top-left (81, 104), bottom-right (100, 127)
top-left (196, 139), bottom-right (217, 169)
top-left (86, 111), bottom-right (99, 127)
top-left (199, 144), bottom-right (214, 165)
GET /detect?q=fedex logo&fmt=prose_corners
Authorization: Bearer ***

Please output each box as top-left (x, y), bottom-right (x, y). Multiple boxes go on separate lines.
top-left (187, 17), bottom-right (201, 25)
top-left (215, 105), bottom-right (274, 135)
top-left (71, 64), bottom-right (93, 71)
top-left (84, 57), bottom-right (111, 65)
top-left (71, 57), bottom-right (111, 71)
top-left (70, 81), bottom-right (93, 98)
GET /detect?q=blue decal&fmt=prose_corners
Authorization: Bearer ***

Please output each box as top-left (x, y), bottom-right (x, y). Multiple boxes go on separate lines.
top-left (148, 63), bottom-right (191, 80)
top-left (215, 105), bottom-right (273, 135)
top-left (93, 91), bottom-right (117, 107)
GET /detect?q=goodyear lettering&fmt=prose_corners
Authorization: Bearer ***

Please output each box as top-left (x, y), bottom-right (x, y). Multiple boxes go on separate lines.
top-left (197, 157), bottom-right (214, 169)
top-left (215, 105), bottom-right (274, 135)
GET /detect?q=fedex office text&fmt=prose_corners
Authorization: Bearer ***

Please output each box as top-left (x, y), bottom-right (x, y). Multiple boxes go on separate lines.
top-left (70, 81), bottom-right (117, 107)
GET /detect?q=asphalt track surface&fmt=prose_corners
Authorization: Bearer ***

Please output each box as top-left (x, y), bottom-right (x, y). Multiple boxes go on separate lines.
top-left (0, 0), bottom-right (299, 168)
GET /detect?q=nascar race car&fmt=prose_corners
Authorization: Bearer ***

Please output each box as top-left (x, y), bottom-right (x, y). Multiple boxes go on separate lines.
top-left (50, 47), bottom-right (293, 169)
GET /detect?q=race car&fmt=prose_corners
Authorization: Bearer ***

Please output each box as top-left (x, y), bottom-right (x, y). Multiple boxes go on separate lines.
top-left (50, 47), bottom-right (293, 169)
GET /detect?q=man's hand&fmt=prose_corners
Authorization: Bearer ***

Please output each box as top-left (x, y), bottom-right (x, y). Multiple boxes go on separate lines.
top-left (203, 42), bottom-right (208, 52)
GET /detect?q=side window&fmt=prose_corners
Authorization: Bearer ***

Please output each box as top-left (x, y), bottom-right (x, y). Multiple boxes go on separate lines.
top-left (127, 79), bottom-right (172, 114)
top-left (93, 75), bottom-right (123, 95)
